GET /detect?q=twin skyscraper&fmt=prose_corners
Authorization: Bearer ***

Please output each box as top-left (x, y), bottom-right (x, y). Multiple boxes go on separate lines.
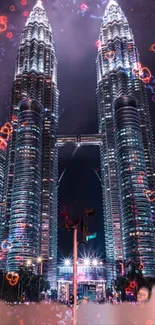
top-left (0, 0), bottom-right (155, 289)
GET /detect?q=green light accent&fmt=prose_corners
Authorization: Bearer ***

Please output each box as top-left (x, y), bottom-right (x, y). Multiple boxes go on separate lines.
top-left (86, 232), bottom-right (97, 241)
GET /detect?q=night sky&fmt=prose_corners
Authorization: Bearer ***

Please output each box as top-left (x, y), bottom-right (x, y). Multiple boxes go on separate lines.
top-left (0, 0), bottom-right (155, 259)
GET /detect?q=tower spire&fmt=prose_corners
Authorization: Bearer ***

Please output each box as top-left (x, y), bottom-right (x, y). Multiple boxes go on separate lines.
top-left (106, 0), bottom-right (118, 10)
top-left (34, 0), bottom-right (44, 9)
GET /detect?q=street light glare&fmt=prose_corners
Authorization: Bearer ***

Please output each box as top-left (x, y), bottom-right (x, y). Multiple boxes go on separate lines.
top-left (37, 256), bottom-right (43, 263)
top-left (92, 259), bottom-right (98, 266)
top-left (64, 259), bottom-right (70, 266)
top-left (84, 258), bottom-right (90, 266)
top-left (26, 258), bottom-right (32, 266)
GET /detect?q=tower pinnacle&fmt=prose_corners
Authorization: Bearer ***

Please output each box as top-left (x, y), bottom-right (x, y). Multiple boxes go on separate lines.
top-left (34, 0), bottom-right (44, 9)
top-left (106, 0), bottom-right (118, 9)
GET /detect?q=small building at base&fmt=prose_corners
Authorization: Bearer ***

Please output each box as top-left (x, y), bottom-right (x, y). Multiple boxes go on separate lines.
top-left (57, 259), bottom-right (106, 302)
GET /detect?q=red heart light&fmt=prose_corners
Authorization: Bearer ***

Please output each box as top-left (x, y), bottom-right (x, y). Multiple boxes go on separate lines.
top-left (129, 281), bottom-right (136, 289)
top-left (125, 287), bottom-right (131, 294)
top-left (144, 190), bottom-right (155, 202)
top-left (137, 288), bottom-right (148, 302)
top-left (139, 67), bottom-right (152, 83)
top-left (104, 51), bottom-right (115, 61)
top-left (150, 44), bottom-right (155, 52)
top-left (0, 16), bottom-right (7, 33)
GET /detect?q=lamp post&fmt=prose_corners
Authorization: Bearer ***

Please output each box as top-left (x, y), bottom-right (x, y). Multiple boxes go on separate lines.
top-left (64, 218), bottom-right (79, 325)
top-left (73, 226), bottom-right (78, 325)
top-left (26, 256), bottom-right (43, 301)
top-left (37, 256), bottom-right (43, 275)
top-left (63, 208), bottom-right (96, 325)
top-left (37, 256), bottom-right (43, 301)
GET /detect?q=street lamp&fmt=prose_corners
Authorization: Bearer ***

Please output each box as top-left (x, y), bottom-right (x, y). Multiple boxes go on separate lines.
top-left (64, 259), bottom-right (71, 267)
top-left (37, 256), bottom-right (43, 275)
top-left (84, 258), bottom-right (90, 266)
top-left (37, 256), bottom-right (43, 263)
top-left (92, 259), bottom-right (98, 266)
top-left (26, 259), bottom-right (32, 266)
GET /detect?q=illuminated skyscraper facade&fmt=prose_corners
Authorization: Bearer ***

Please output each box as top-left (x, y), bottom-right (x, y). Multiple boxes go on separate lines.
top-left (2, 0), bottom-right (59, 288)
top-left (96, 0), bottom-right (155, 284)
top-left (0, 149), bottom-right (6, 246)
top-left (114, 96), bottom-right (155, 276)
top-left (7, 98), bottom-right (42, 271)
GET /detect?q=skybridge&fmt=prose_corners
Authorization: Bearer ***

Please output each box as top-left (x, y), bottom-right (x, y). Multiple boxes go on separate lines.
top-left (57, 134), bottom-right (103, 147)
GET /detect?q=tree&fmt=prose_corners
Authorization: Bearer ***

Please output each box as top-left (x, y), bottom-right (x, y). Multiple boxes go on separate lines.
top-left (0, 267), bottom-right (50, 303)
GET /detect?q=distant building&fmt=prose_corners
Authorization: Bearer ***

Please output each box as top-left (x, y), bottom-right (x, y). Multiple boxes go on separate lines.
top-left (57, 258), bottom-right (106, 302)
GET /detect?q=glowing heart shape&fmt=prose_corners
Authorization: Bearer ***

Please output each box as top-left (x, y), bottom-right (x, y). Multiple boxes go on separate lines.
top-left (144, 190), bottom-right (155, 202)
top-left (6, 272), bottom-right (19, 286)
top-left (0, 16), bottom-right (7, 33)
top-left (0, 122), bottom-right (13, 150)
top-left (125, 287), bottom-right (131, 294)
top-left (1, 240), bottom-right (12, 252)
top-left (150, 44), bottom-right (155, 52)
top-left (10, 5), bottom-right (15, 11)
top-left (139, 67), bottom-right (152, 83)
top-left (129, 281), bottom-right (136, 289)
top-left (1, 122), bottom-right (13, 136)
top-left (104, 51), bottom-right (115, 61)
top-left (137, 288), bottom-right (148, 302)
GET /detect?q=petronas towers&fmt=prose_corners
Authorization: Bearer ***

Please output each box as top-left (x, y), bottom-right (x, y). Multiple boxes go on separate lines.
top-left (0, 0), bottom-right (155, 289)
